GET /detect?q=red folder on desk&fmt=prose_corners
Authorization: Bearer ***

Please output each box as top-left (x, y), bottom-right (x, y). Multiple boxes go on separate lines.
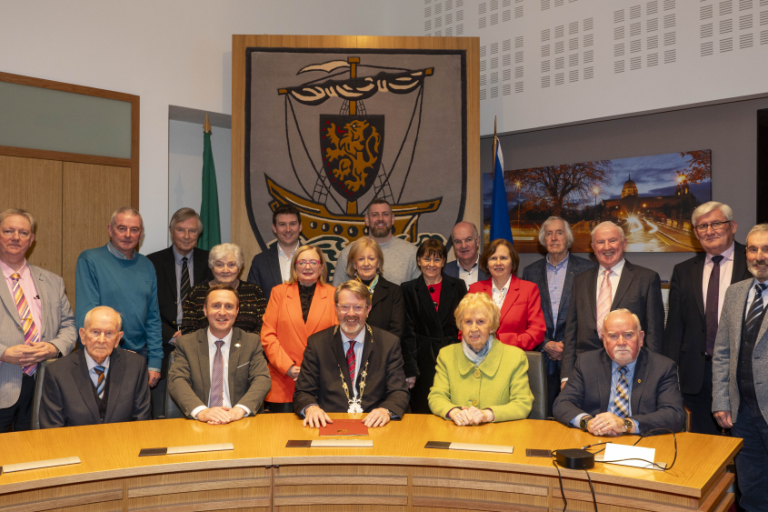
top-left (319, 419), bottom-right (369, 436)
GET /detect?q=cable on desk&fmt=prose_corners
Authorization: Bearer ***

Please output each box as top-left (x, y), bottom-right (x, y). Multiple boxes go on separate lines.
top-left (593, 428), bottom-right (678, 471)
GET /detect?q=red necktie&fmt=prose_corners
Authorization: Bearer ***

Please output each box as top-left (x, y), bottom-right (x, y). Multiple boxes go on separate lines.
top-left (346, 340), bottom-right (356, 385)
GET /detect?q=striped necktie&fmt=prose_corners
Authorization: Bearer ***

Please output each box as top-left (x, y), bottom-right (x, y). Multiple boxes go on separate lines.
top-left (93, 366), bottom-right (106, 398)
top-left (180, 257), bottom-right (191, 306)
top-left (596, 269), bottom-right (613, 337)
top-left (209, 340), bottom-right (225, 407)
top-left (610, 366), bottom-right (630, 418)
top-left (745, 284), bottom-right (767, 334)
top-left (346, 340), bottom-right (356, 388)
top-left (10, 273), bottom-right (40, 376)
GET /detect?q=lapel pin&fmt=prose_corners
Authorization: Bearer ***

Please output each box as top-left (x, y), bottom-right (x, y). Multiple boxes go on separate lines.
top-left (235, 343), bottom-right (241, 348)
top-left (637, 379), bottom-right (641, 383)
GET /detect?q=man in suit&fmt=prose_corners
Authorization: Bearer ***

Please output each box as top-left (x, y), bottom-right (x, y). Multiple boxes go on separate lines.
top-left (561, 221), bottom-right (664, 384)
top-left (247, 204), bottom-right (301, 302)
top-left (444, 221), bottom-right (489, 287)
top-left (294, 280), bottom-right (409, 428)
top-left (0, 208), bottom-right (77, 432)
top-left (554, 309), bottom-right (685, 436)
top-left (169, 284), bottom-right (271, 424)
top-left (147, 207), bottom-right (212, 418)
top-left (522, 216), bottom-right (596, 415)
top-left (713, 224), bottom-right (768, 510)
top-left (39, 306), bottom-right (150, 428)
top-left (663, 202), bottom-right (749, 435)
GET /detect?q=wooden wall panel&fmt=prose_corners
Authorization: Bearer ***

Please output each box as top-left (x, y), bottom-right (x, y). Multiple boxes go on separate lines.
top-left (231, 35), bottom-right (480, 275)
top-left (0, 155), bottom-right (63, 275)
top-left (62, 162), bottom-right (131, 309)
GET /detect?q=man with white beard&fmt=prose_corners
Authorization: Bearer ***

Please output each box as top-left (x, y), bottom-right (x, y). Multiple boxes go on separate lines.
top-left (293, 280), bottom-right (409, 428)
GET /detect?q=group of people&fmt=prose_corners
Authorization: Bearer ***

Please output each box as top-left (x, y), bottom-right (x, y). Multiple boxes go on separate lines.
top-left (1, 196), bottom-right (768, 509)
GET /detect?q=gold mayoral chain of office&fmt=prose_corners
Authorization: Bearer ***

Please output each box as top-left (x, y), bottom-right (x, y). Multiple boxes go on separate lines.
top-left (336, 324), bottom-right (372, 414)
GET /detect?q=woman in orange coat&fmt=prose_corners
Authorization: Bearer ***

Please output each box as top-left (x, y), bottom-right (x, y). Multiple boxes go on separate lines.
top-left (260, 245), bottom-right (338, 412)
top-left (468, 239), bottom-right (545, 351)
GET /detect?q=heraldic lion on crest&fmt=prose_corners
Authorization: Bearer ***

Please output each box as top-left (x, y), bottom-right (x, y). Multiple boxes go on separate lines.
top-left (323, 119), bottom-right (381, 192)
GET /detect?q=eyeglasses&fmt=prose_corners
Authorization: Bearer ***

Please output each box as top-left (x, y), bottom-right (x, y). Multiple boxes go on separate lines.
top-left (695, 220), bottom-right (731, 233)
top-left (296, 259), bottom-right (321, 268)
top-left (336, 304), bottom-right (366, 313)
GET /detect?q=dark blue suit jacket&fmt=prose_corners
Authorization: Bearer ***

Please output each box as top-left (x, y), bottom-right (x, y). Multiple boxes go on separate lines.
top-left (246, 245), bottom-right (283, 303)
top-left (443, 260), bottom-right (489, 283)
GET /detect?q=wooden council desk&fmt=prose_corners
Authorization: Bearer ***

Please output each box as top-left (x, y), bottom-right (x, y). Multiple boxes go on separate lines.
top-left (0, 414), bottom-right (741, 512)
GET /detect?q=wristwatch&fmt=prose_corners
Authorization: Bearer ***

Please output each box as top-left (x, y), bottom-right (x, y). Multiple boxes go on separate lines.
top-left (623, 418), bottom-right (633, 434)
top-left (580, 415), bottom-right (593, 431)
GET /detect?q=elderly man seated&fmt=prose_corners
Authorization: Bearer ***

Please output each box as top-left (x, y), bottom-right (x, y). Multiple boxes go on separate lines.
top-left (169, 284), bottom-right (271, 425)
top-left (294, 280), bottom-right (409, 428)
top-left (39, 306), bottom-right (150, 427)
top-left (554, 308), bottom-right (685, 436)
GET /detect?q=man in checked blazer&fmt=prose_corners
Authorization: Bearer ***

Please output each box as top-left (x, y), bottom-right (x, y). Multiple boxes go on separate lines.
top-left (169, 284), bottom-right (271, 424)
top-left (522, 217), bottom-right (596, 415)
top-left (561, 221), bottom-right (664, 384)
top-left (0, 209), bottom-right (76, 432)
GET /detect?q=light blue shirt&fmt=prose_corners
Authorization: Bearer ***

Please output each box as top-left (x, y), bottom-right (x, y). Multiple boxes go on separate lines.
top-left (83, 349), bottom-right (110, 391)
top-left (571, 359), bottom-right (640, 432)
top-left (545, 252), bottom-right (569, 339)
top-left (744, 278), bottom-right (768, 320)
top-left (107, 240), bottom-right (135, 260)
top-left (172, 246), bottom-right (196, 326)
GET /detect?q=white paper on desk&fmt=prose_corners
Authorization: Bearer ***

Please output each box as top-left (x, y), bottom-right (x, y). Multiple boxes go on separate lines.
top-left (602, 443), bottom-right (656, 469)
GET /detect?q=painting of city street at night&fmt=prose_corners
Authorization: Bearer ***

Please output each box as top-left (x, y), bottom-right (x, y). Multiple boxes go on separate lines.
top-left (482, 150), bottom-right (712, 253)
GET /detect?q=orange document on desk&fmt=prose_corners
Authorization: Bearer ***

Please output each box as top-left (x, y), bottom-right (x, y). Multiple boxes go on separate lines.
top-left (319, 419), bottom-right (369, 436)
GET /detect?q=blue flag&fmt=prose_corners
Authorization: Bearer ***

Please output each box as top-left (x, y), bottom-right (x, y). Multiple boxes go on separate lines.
top-left (490, 140), bottom-right (513, 243)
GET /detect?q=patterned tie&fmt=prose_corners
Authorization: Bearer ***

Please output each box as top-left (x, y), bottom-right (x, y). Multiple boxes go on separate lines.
top-left (180, 257), bottom-right (191, 307)
top-left (745, 284), bottom-right (768, 334)
top-left (10, 273), bottom-right (40, 376)
top-left (209, 340), bottom-right (225, 407)
top-left (610, 366), bottom-right (630, 418)
top-left (705, 255), bottom-right (724, 355)
top-left (346, 340), bottom-right (356, 388)
top-left (93, 366), bottom-right (106, 398)
top-left (596, 269), bottom-right (613, 337)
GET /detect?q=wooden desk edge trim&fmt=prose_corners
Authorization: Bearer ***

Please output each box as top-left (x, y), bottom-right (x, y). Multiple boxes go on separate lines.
top-left (271, 455), bottom-right (704, 497)
top-left (0, 457), bottom-right (272, 495)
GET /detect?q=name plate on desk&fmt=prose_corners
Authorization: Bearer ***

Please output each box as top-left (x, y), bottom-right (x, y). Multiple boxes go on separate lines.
top-left (425, 441), bottom-right (513, 454)
top-left (139, 443), bottom-right (234, 457)
top-left (286, 440), bottom-right (373, 448)
top-left (1, 456), bottom-right (80, 475)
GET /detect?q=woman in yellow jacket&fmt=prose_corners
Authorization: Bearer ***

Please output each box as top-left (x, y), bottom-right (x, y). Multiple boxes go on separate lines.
top-left (429, 292), bottom-right (533, 425)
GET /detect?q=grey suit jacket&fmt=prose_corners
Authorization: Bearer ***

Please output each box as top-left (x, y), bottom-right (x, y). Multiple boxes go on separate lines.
top-left (168, 327), bottom-right (271, 417)
top-left (0, 264), bottom-right (77, 409)
top-left (443, 260), bottom-right (489, 284)
top-left (246, 245), bottom-right (283, 303)
top-left (712, 278), bottom-right (768, 424)
top-left (553, 348), bottom-right (685, 434)
top-left (561, 259), bottom-right (664, 379)
top-left (39, 348), bottom-right (150, 428)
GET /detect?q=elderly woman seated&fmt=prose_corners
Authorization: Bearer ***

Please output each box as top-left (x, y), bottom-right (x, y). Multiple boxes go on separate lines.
top-left (428, 292), bottom-right (533, 425)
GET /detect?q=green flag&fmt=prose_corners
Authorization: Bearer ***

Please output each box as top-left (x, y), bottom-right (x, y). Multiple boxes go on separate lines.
top-left (197, 130), bottom-right (221, 250)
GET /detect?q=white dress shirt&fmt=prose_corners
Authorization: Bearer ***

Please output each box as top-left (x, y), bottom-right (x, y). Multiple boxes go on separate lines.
top-left (492, 276), bottom-right (512, 310)
top-left (341, 328), bottom-right (366, 398)
top-left (595, 259), bottom-right (626, 306)
top-left (190, 328), bottom-right (251, 419)
top-left (457, 256), bottom-right (482, 288)
top-left (277, 242), bottom-right (300, 284)
top-left (702, 242), bottom-right (735, 322)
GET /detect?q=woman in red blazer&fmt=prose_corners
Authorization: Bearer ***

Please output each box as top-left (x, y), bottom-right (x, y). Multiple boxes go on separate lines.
top-left (468, 239), bottom-right (545, 351)
top-left (261, 245), bottom-right (338, 412)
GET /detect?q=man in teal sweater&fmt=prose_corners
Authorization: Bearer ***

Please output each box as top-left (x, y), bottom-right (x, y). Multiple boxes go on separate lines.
top-left (75, 207), bottom-right (163, 388)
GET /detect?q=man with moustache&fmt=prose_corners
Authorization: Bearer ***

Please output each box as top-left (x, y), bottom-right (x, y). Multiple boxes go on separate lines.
top-left (169, 284), bottom-right (271, 424)
top-left (0, 209), bottom-right (77, 432)
top-left (561, 221), bottom-right (664, 385)
top-left (294, 280), bottom-right (409, 428)
top-left (444, 221), bottom-right (489, 287)
top-left (76, 207), bottom-right (163, 389)
top-left (554, 309), bottom-right (685, 436)
top-left (712, 224), bottom-right (768, 510)
top-left (663, 202), bottom-right (749, 435)
top-left (522, 217), bottom-right (596, 414)
top-left (332, 199), bottom-right (420, 286)
top-left (39, 306), bottom-right (151, 428)
top-left (247, 204), bottom-right (302, 302)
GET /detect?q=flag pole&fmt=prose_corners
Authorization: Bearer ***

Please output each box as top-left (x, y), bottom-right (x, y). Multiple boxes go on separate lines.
top-left (492, 116), bottom-right (497, 175)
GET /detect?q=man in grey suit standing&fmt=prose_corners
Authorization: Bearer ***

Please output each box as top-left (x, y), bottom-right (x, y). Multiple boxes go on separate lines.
top-left (169, 284), bottom-right (271, 424)
top-left (444, 221), bottom-right (489, 288)
top-left (561, 221), bottom-right (664, 385)
top-left (522, 217), bottom-right (596, 414)
top-left (713, 224), bottom-right (768, 510)
top-left (0, 209), bottom-right (76, 432)
top-left (247, 204), bottom-right (301, 303)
